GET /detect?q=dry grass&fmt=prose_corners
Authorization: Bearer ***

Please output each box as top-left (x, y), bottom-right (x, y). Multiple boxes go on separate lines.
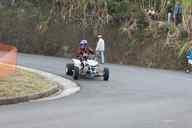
top-left (0, 69), bottom-right (54, 97)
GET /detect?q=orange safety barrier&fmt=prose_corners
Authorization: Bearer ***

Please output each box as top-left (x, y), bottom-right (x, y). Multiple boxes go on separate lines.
top-left (0, 43), bottom-right (17, 78)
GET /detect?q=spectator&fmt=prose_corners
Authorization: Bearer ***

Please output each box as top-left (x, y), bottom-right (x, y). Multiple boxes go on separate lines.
top-left (148, 9), bottom-right (152, 17)
top-left (167, 1), bottom-right (173, 26)
top-left (96, 34), bottom-right (105, 64)
top-left (174, 1), bottom-right (183, 26)
top-left (151, 8), bottom-right (156, 20)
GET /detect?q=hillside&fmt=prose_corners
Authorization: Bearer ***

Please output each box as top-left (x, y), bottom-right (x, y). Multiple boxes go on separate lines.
top-left (0, 0), bottom-right (191, 69)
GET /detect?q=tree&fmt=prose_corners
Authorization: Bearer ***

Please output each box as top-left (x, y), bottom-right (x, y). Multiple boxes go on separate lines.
top-left (181, 0), bottom-right (192, 40)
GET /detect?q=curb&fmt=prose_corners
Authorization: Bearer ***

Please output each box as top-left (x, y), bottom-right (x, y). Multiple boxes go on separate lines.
top-left (0, 66), bottom-right (80, 105)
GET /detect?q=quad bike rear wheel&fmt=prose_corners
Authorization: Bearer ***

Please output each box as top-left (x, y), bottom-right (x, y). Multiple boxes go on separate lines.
top-left (65, 64), bottom-right (74, 76)
top-left (103, 67), bottom-right (109, 81)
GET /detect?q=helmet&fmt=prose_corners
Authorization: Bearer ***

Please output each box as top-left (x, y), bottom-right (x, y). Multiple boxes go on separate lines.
top-left (84, 40), bottom-right (88, 48)
top-left (80, 40), bottom-right (88, 49)
top-left (80, 40), bottom-right (84, 49)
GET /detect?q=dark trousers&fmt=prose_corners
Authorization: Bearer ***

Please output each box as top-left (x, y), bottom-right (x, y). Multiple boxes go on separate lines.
top-left (175, 14), bottom-right (182, 25)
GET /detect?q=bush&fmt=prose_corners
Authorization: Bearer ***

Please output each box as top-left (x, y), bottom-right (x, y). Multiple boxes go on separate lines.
top-left (107, 0), bottom-right (129, 16)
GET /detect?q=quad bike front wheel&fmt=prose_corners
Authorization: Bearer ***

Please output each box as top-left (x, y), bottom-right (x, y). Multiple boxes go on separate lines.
top-left (65, 64), bottom-right (74, 76)
top-left (73, 66), bottom-right (80, 80)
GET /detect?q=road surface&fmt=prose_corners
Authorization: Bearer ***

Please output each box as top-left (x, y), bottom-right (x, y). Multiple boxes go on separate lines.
top-left (0, 53), bottom-right (192, 128)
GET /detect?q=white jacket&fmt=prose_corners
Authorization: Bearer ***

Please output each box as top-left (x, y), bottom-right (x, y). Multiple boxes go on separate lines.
top-left (96, 38), bottom-right (105, 51)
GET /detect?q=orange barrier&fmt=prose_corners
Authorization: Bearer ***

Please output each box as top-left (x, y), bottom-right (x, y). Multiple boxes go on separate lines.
top-left (0, 43), bottom-right (17, 77)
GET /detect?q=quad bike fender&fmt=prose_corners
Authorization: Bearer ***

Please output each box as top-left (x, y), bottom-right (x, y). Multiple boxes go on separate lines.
top-left (72, 59), bottom-right (81, 68)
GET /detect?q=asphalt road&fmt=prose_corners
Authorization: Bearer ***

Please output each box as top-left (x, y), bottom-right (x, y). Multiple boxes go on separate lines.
top-left (1, 53), bottom-right (192, 128)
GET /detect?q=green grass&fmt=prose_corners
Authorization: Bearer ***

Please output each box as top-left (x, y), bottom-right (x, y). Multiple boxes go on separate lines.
top-left (0, 69), bottom-right (54, 97)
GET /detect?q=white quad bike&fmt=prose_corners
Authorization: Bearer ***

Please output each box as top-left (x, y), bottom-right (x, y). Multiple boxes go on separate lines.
top-left (65, 55), bottom-right (109, 81)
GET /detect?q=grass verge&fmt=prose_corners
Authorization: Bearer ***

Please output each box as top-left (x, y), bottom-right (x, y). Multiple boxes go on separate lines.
top-left (0, 69), bottom-right (55, 97)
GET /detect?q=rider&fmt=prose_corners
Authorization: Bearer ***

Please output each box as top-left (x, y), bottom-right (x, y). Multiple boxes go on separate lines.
top-left (76, 40), bottom-right (94, 68)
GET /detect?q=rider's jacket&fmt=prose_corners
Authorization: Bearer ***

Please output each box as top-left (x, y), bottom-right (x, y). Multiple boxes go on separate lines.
top-left (76, 47), bottom-right (94, 61)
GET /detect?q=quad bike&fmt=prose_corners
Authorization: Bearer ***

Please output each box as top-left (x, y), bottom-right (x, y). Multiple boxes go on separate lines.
top-left (185, 58), bottom-right (192, 73)
top-left (65, 55), bottom-right (109, 81)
